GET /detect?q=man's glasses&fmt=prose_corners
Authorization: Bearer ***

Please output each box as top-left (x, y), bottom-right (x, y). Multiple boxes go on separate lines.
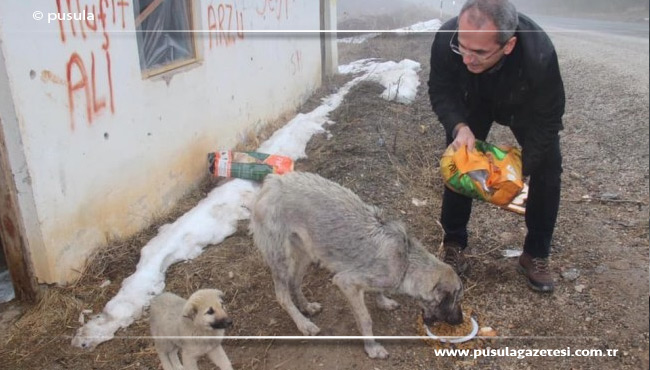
top-left (449, 29), bottom-right (506, 62)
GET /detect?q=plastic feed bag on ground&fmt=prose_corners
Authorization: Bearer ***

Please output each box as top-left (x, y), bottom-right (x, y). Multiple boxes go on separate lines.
top-left (208, 151), bottom-right (294, 182)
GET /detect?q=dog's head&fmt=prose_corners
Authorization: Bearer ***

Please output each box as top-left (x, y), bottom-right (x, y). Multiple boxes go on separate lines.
top-left (182, 289), bottom-right (233, 330)
top-left (416, 264), bottom-right (464, 326)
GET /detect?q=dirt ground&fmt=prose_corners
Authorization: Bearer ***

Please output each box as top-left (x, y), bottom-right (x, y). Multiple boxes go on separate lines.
top-left (1, 10), bottom-right (649, 370)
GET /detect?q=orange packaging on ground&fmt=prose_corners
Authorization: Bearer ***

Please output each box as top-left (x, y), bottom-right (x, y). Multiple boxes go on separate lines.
top-left (207, 151), bottom-right (294, 182)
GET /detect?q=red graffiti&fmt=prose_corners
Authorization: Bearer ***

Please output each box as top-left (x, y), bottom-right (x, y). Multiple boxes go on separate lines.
top-left (66, 53), bottom-right (91, 130)
top-left (58, 0), bottom-right (120, 129)
top-left (99, 0), bottom-right (111, 50)
top-left (111, 0), bottom-right (116, 23)
top-left (116, 0), bottom-right (129, 29)
top-left (208, 3), bottom-right (244, 49)
top-left (56, 0), bottom-right (129, 43)
top-left (76, 0), bottom-right (87, 39)
top-left (85, 4), bottom-right (98, 31)
top-left (256, 0), bottom-right (290, 20)
top-left (55, 0), bottom-right (75, 41)
top-left (90, 53), bottom-right (106, 113)
top-left (66, 50), bottom-right (114, 130)
top-left (105, 50), bottom-right (114, 113)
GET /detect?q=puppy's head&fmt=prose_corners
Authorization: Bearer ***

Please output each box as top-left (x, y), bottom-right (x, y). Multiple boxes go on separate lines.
top-left (418, 265), bottom-right (464, 326)
top-left (182, 289), bottom-right (233, 330)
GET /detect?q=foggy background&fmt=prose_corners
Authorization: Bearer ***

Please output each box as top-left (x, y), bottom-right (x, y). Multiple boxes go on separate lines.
top-left (338, 0), bottom-right (650, 30)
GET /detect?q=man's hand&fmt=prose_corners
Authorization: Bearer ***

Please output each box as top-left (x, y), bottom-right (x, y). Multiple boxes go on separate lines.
top-left (452, 123), bottom-right (476, 151)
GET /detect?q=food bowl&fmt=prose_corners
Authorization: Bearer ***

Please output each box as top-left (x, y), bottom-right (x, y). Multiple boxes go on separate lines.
top-left (424, 316), bottom-right (479, 343)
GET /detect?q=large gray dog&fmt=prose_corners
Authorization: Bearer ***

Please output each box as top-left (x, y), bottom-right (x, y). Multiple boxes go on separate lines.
top-left (249, 172), bottom-right (464, 358)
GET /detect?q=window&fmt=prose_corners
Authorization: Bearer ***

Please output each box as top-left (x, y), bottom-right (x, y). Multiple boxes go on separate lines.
top-left (133, 0), bottom-right (198, 77)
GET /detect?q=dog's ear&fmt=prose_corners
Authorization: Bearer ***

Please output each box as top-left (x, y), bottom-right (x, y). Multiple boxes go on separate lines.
top-left (429, 280), bottom-right (442, 302)
top-left (182, 301), bottom-right (198, 320)
top-left (216, 289), bottom-right (225, 302)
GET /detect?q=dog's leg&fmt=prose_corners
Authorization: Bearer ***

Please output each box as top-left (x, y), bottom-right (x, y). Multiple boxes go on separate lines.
top-left (207, 345), bottom-right (234, 370)
top-left (155, 348), bottom-right (180, 370)
top-left (376, 294), bottom-right (400, 311)
top-left (333, 272), bottom-right (389, 359)
top-left (256, 222), bottom-right (320, 335)
top-left (273, 274), bottom-right (321, 336)
top-left (289, 245), bottom-right (321, 316)
top-left (181, 351), bottom-right (201, 370)
top-left (169, 348), bottom-right (183, 370)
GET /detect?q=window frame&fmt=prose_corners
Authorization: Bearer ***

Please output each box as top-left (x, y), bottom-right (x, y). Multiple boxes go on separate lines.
top-left (133, 0), bottom-right (201, 79)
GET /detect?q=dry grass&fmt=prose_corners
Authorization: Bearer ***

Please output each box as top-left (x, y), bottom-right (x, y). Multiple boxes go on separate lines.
top-left (1, 288), bottom-right (82, 364)
top-left (11, 289), bottom-right (82, 337)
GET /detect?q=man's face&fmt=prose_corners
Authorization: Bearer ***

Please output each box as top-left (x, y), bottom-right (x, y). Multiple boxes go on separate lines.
top-left (456, 13), bottom-right (516, 74)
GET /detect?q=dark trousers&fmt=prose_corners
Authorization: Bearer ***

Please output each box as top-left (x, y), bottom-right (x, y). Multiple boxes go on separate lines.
top-left (441, 108), bottom-right (562, 258)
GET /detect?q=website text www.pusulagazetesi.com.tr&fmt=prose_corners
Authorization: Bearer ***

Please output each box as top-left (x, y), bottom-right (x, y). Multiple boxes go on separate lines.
top-left (432, 347), bottom-right (618, 359)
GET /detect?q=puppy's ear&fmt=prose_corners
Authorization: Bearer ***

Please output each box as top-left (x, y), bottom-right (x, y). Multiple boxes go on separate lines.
top-left (216, 289), bottom-right (225, 302)
top-left (182, 302), bottom-right (198, 320)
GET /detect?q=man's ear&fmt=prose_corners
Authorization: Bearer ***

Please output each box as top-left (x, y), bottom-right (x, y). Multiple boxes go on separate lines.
top-left (503, 36), bottom-right (517, 55)
top-left (182, 302), bottom-right (198, 320)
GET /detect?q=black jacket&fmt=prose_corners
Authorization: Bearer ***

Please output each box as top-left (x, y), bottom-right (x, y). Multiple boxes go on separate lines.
top-left (428, 13), bottom-right (565, 176)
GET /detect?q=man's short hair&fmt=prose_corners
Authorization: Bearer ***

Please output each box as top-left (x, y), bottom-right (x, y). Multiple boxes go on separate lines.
top-left (460, 0), bottom-right (519, 44)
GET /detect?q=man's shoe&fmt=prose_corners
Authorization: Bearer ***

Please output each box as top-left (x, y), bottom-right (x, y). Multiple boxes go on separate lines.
top-left (443, 242), bottom-right (469, 276)
top-left (518, 252), bottom-right (554, 292)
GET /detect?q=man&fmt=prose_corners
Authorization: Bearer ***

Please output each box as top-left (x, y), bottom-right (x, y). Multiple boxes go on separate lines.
top-left (428, 0), bottom-right (564, 292)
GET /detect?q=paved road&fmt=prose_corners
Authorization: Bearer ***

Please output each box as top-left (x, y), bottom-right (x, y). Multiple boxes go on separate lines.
top-left (529, 14), bottom-right (649, 96)
top-left (530, 14), bottom-right (649, 39)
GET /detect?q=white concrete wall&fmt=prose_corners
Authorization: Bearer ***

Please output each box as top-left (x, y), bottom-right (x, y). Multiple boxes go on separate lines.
top-left (0, 0), bottom-right (323, 283)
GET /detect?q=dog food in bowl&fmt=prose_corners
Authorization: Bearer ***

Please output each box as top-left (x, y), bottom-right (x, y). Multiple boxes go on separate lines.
top-left (421, 309), bottom-right (478, 343)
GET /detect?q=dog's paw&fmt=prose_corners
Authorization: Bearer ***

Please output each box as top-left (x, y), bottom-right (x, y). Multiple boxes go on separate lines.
top-left (298, 320), bottom-right (321, 336)
top-left (303, 302), bottom-right (322, 316)
top-left (365, 342), bottom-right (389, 359)
top-left (376, 295), bottom-right (400, 311)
